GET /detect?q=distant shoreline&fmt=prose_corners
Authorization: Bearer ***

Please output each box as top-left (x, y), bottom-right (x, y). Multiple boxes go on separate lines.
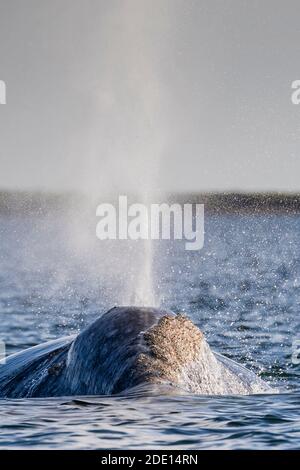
top-left (1, 190), bottom-right (300, 215)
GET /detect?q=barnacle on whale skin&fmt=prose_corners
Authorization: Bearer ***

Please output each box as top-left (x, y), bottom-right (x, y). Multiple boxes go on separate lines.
top-left (135, 314), bottom-right (204, 385)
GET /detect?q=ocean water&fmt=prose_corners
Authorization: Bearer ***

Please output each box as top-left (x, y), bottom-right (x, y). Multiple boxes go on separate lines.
top-left (0, 211), bottom-right (299, 449)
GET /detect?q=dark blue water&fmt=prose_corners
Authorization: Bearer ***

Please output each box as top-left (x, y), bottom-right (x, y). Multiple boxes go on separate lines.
top-left (0, 212), bottom-right (299, 449)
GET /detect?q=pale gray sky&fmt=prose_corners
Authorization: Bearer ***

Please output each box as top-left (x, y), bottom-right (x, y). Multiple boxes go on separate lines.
top-left (0, 0), bottom-right (300, 193)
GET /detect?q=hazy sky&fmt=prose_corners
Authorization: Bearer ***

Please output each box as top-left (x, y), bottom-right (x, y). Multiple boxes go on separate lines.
top-left (0, 0), bottom-right (300, 193)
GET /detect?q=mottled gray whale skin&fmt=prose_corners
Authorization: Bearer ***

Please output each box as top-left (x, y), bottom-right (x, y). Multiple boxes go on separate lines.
top-left (0, 306), bottom-right (272, 398)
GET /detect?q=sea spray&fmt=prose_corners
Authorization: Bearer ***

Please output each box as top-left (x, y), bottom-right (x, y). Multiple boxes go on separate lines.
top-left (131, 194), bottom-right (158, 307)
top-left (133, 238), bottom-right (157, 307)
top-left (63, 1), bottom-right (173, 307)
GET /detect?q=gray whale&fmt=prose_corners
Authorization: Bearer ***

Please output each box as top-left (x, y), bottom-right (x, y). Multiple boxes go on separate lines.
top-left (0, 306), bottom-right (272, 398)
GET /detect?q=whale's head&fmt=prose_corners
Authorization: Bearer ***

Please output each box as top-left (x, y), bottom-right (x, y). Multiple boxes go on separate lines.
top-left (64, 306), bottom-right (204, 395)
top-left (63, 306), bottom-right (272, 396)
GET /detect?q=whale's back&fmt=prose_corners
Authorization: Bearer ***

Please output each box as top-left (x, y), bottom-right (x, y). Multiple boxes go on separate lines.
top-left (65, 306), bottom-right (179, 395)
top-left (0, 336), bottom-right (73, 397)
top-left (0, 306), bottom-right (273, 397)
